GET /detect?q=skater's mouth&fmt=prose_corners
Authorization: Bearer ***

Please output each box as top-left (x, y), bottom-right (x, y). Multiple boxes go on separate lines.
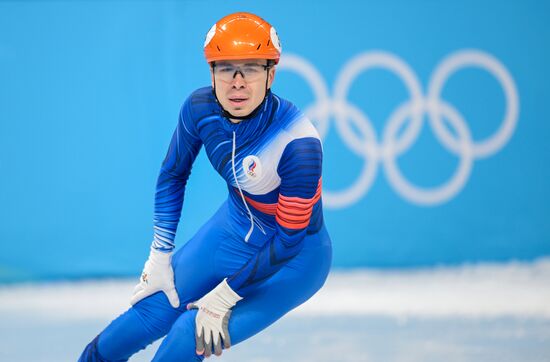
top-left (228, 96), bottom-right (249, 107)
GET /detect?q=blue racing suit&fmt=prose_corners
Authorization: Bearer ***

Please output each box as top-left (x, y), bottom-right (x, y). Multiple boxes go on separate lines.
top-left (79, 87), bottom-right (332, 361)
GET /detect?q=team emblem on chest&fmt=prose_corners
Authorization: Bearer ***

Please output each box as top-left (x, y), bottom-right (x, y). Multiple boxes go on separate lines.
top-left (242, 155), bottom-right (262, 180)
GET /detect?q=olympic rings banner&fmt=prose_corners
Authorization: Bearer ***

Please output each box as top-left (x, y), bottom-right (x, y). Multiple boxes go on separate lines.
top-left (1, 1), bottom-right (549, 282)
top-left (279, 50), bottom-right (519, 208)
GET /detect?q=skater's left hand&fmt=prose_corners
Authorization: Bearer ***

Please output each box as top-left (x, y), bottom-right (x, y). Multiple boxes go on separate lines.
top-left (187, 278), bottom-right (242, 357)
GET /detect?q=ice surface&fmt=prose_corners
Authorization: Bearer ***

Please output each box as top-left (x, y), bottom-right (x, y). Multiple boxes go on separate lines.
top-left (0, 259), bottom-right (549, 361)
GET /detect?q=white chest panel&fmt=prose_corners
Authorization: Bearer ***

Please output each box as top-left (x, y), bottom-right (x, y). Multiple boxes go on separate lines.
top-left (236, 117), bottom-right (320, 196)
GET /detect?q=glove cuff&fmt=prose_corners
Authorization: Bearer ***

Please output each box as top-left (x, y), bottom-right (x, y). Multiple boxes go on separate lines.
top-left (216, 278), bottom-right (243, 307)
top-left (149, 247), bottom-right (173, 265)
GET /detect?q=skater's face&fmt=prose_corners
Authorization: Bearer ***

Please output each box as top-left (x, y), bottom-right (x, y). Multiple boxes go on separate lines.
top-left (210, 59), bottom-right (275, 121)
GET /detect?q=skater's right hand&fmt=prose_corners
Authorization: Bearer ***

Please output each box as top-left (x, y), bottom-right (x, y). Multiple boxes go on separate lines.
top-left (130, 247), bottom-right (180, 308)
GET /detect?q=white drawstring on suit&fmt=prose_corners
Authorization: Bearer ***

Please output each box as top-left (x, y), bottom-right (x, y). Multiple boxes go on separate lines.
top-left (231, 131), bottom-right (264, 242)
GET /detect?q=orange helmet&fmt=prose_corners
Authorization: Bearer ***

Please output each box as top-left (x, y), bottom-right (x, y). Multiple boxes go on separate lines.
top-left (204, 12), bottom-right (281, 64)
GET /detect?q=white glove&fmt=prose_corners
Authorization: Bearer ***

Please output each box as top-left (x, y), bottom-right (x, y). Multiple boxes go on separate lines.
top-left (187, 278), bottom-right (242, 357)
top-left (130, 248), bottom-right (180, 308)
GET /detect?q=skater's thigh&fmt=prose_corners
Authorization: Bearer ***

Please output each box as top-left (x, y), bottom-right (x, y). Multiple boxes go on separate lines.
top-left (229, 239), bottom-right (332, 344)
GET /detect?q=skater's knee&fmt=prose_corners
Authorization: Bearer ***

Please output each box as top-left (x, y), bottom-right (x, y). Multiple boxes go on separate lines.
top-left (170, 309), bottom-right (198, 337)
top-left (131, 293), bottom-right (182, 337)
top-left (152, 310), bottom-right (202, 361)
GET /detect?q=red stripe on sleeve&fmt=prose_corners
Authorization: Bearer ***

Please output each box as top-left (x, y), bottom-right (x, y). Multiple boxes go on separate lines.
top-left (276, 178), bottom-right (322, 229)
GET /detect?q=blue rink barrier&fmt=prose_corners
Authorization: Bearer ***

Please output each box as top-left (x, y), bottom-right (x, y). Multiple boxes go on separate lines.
top-left (0, 0), bottom-right (549, 281)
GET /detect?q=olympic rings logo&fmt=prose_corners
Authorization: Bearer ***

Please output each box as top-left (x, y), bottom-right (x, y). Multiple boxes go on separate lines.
top-left (278, 50), bottom-right (519, 209)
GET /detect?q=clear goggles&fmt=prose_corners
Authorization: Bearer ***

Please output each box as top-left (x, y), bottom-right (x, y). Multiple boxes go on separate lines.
top-left (213, 62), bottom-right (271, 82)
